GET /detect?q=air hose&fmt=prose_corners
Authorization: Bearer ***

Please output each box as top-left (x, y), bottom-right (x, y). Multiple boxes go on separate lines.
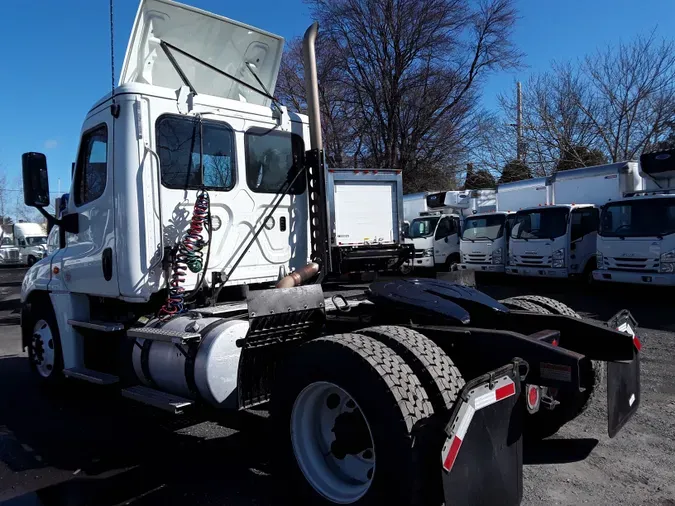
top-left (159, 189), bottom-right (211, 316)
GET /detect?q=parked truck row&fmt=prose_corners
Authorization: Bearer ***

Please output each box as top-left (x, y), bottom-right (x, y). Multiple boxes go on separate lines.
top-left (404, 156), bottom-right (675, 287)
top-left (0, 222), bottom-right (48, 266)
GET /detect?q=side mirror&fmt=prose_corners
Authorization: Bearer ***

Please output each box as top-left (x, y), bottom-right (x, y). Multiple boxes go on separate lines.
top-left (444, 236), bottom-right (449, 243)
top-left (22, 152), bottom-right (50, 207)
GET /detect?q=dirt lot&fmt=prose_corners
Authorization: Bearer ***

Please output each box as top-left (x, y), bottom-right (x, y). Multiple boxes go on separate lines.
top-left (0, 268), bottom-right (674, 505)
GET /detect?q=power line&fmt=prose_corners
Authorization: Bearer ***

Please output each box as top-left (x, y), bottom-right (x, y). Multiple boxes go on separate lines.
top-left (0, 188), bottom-right (63, 194)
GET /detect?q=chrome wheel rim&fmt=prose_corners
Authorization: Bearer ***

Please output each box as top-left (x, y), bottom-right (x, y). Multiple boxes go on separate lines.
top-left (291, 381), bottom-right (375, 504)
top-left (31, 319), bottom-right (55, 378)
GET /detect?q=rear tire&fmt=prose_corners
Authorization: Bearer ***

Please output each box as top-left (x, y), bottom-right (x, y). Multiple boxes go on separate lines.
top-left (356, 326), bottom-right (464, 413)
top-left (272, 333), bottom-right (435, 505)
top-left (499, 297), bottom-right (551, 314)
top-left (505, 296), bottom-right (605, 439)
top-left (509, 295), bottom-right (579, 318)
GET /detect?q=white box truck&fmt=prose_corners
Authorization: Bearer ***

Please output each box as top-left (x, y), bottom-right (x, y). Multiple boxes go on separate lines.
top-left (594, 150), bottom-right (675, 285)
top-left (506, 162), bottom-right (642, 281)
top-left (404, 191), bottom-right (470, 271)
top-left (458, 189), bottom-right (512, 273)
top-left (326, 168), bottom-right (412, 273)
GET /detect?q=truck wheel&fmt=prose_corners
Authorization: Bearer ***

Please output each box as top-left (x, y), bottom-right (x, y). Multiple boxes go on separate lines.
top-left (272, 333), bottom-right (434, 505)
top-left (27, 255), bottom-right (37, 267)
top-left (499, 297), bottom-right (551, 314)
top-left (510, 295), bottom-right (579, 318)
top-left (356, 326), bottom-right (464, 412)
top-left (27, 304), bottom-right (64, 384)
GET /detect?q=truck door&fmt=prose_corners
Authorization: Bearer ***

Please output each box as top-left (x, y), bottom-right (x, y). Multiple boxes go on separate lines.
top-left (434, 217), bottom-right (454, 265)
top-left (60, 112), bottom-right (119, 296)
top-left (570, 208), bottom-right (599, 274)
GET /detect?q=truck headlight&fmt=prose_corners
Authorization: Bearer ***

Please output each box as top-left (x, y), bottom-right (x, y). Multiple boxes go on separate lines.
top-left (596, 251), bottom-right (604, 265)
top-left (553, 248), bottom-right (565, 260)
top-left (423, 247), bottom-right (434, 257)
top-left (507, 254), bottom-right (515, 266)
top-left (492, 247), bottom-right (503, 264)
top-left (660, 250), bottom-right (675, 273)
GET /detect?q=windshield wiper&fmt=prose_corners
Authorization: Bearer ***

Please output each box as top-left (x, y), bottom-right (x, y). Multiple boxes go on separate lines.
top-left (472, 235), bottom-right (494, 242)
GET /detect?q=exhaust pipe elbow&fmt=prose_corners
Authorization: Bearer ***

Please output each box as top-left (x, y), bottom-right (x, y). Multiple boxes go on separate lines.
top-left (302, 22), bottom-right (322, 152)
top-left (276, 262), bottom-right (320, 288)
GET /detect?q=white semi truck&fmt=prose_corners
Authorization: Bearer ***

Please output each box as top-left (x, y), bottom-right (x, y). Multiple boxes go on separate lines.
top-left (17, 1), bottom-right (641, 504)
top-left (594, 150), bottom-right (675, 285)
top-left (0, 222), bottom-right (48, 266)
top-left (506, 163), bottom-right (643, 281)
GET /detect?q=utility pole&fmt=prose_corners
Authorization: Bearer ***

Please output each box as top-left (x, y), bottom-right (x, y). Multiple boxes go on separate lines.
top-left (516, 81), bottom-right (523, 162)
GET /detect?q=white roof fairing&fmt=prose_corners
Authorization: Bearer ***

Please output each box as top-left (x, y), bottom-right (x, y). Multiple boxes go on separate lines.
top-left (120, 0), bottom-right (284, 107)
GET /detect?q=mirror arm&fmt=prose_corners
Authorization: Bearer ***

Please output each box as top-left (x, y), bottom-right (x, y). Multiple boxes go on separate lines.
top-left (35, 207), bottom-right (79, 235)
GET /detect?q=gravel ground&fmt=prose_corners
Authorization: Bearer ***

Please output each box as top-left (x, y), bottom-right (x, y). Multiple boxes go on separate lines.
top-left (0, 267), bottom-right (674, 505)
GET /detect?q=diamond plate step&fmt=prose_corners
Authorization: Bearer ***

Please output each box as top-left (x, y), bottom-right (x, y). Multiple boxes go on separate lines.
top-left (121, 385), bottom-right (194, 414)
top-left (127, 327), bottom-right (201, 345)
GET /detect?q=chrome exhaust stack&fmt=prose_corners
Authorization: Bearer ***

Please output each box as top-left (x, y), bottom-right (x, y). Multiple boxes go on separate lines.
top-left (302, 22), bottom-right (322, 151)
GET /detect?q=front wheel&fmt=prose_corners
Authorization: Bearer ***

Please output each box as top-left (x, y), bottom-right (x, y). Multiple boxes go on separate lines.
top-left (26, 303), bottom-right (64, 384)
top-left (26, 255), bottom-right (37, 267)
top-left (272, 333), bottom-right (434, 505)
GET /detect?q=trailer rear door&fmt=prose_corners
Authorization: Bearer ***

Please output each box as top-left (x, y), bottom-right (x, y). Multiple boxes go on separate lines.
top-left (334, 181), bottom-right (396, 245)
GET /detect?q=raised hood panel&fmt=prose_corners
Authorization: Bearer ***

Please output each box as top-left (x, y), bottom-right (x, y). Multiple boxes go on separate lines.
top-left (120, 0), bottom-right (284, 106)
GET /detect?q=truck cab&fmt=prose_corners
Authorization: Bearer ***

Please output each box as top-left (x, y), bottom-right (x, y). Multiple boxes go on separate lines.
top-left (506, 204), bottom-right (599, 279)
top-left (458, 211), bottom-right (514, 273)
top-left (406, 211), bottom-right (461, 270)
top-left (0, 236), bottom-right (21, 266)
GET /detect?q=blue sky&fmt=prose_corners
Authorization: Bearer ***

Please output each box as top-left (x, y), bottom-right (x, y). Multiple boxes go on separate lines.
top-left (0, 0), bottom-right (673, 204)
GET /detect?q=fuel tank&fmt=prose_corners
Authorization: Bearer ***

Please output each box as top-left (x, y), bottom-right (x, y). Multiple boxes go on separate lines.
top-left (131, 316), bottom-right (249, 408)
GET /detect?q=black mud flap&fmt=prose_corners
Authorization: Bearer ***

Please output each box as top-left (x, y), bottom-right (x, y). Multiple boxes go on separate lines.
top-left (441, 359), bottom-right (526, 506)
top-left (606, 310), bottom-right (641, 438)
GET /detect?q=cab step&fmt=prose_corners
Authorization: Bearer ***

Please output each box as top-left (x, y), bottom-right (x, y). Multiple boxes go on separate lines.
top-left (121, 385), bottom-right (194, 414)
top-left (68, 319), bottom-right (124, 332)
top-left (63, 367), bottom-right (119, 385)
top-left (127, 327), bottom-right (201, 345)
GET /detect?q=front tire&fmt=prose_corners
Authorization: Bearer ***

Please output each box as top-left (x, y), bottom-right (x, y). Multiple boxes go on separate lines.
top-left (26, 303), bottom-right (64, 384)
top-left (272, 333), bottom-right (434, 505)
top-left (27, 255), bottom-right (37, 267)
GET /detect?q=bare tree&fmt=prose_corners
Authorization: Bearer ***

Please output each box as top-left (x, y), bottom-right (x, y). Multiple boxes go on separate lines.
top-left (579, 34), bottom-right (675, 161)
top-left (277, 0), bottom-right (522, 191)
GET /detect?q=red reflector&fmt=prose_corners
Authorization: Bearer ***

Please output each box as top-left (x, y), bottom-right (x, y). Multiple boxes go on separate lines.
top-left (363, 170), bottom-right (370, 174)
top-left (442, 435), bottom-right (462, 471)
top-left (328, 169), bottom-right (334, 173)
top-left (528, 386), bottom-right (539, 408)
top-left (353, 170), bottom-right (360, 174)
top-left (495, 382), bottom-right (516, 401)
top-left (373, 170), bottom-right (378, 174)
top-left (633, 336), bottom-right (642, 352)
top-left (551, 339), bottom-right (558, 347)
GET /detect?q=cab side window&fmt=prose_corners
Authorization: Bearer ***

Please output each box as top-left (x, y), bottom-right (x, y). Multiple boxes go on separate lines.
top-left (74, 124), bottom-right (108, 206)
top-left (571, 209), bottom-right (598, 241)
top-left (435, 218), bottom-right (452, 240)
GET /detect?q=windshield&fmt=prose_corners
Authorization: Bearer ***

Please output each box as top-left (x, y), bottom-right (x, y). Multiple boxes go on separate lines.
top-left (25, 236), bottom-right (47, 246)
top-left (462, 215), bottom-right (506, 241)
top-left (409, 217), bottom-right (440, 238)
top-left (511, 208), bottom-right (569, 240)
top-left (1, 238), bottom-right (13, 247)
top-left (600, 199), bottom-right (675, 237)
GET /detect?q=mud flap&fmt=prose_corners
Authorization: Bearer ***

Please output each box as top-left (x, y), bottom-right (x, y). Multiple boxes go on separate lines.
top-left (441, 360), bottom-right (526, 506)
top-left (606, 310), bottom-right (641, 438)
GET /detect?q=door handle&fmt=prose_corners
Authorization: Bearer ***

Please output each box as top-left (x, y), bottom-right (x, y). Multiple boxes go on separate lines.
top-left (102, 248), bottom-right (113, 281)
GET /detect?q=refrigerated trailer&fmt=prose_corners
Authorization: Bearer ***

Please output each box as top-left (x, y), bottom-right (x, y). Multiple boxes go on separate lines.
top-left (326, 168), bottom-right (412, 274)
top-left (18, 1), bottom-right (640, 504)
